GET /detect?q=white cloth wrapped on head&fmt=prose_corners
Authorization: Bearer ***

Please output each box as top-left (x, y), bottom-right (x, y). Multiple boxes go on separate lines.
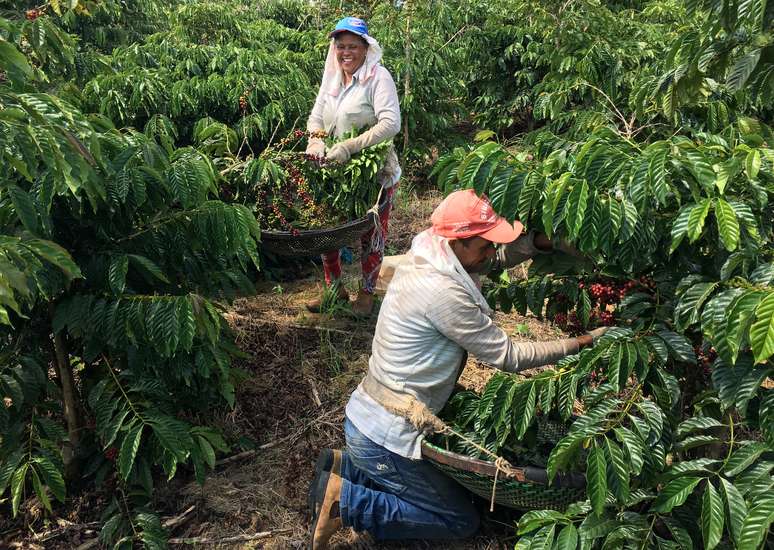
top-left (306, 31), bottom-right (401, 187)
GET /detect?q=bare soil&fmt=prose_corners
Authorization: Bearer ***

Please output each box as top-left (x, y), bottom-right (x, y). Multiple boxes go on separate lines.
top-left (4, 189), bottom-right (561, 549)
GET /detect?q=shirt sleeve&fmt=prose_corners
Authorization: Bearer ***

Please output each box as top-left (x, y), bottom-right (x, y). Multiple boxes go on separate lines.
top-left (426, 284), bottom-right (578, 372)
top-left (306, 88), bottom-right (326, 133)
top-left (346, 68), bottom-right (401, 153)
top-left (495, 231), bottom-right (550, 270)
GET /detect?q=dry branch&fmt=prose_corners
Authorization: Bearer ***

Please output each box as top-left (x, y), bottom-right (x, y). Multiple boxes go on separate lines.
top-left (162, 505), bottom-right (197, 530)
top-left (168, 529), bottom-right (291, 545)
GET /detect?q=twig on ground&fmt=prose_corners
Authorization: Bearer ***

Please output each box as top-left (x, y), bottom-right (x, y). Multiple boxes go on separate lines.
top-left (75, 539), bottom-right (100, 550)
top-left (162, 505), bottom-right (197, 531)
top-left (32, 520), bottom-right (101, 542)
top-left (215, 449), bottom-right (256, 467)
top-left (168, 529), bottom-right (292, 545)
top-left (308, 376), bottom-right (322, 407)
top-left (286, 323), bottom-right (353, 335)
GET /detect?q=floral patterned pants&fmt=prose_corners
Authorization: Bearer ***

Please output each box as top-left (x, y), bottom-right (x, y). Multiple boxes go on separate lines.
top-left (322, 185), bottom-right (397, 294)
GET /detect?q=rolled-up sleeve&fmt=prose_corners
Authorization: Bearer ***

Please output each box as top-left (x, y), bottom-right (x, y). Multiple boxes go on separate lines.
top-left (426, 285), bottom-right (579, 372)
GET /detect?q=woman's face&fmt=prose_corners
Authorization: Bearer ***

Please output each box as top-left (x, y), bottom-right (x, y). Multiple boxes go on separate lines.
top-left (335, 32), bottom-right (367, 77)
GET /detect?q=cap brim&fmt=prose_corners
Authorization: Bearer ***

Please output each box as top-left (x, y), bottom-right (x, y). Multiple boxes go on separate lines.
top-left (329, 29), bottom-right (367, 38)
top-left (479, 219), bottom-right (524, 244)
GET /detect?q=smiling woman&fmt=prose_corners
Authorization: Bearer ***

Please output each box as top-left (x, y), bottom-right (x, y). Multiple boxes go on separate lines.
top-left (334, 32), bottom-right (368, 85)
top-left (303, 16), bottom-right (402, 317)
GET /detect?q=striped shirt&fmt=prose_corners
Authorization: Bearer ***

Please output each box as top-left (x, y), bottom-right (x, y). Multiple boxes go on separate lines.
top-left (346, 231), bottom-right (578, 459)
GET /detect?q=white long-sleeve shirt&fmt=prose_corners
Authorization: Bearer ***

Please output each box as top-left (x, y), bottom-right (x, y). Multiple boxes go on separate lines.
top-left (346, 231), bottom-right (579, 458)
top-left (306, 62), bottom-right (401, 187)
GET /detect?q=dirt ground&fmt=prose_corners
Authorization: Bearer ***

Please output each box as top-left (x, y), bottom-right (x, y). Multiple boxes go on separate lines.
top-left (6, 188), bottom-right (563, 549)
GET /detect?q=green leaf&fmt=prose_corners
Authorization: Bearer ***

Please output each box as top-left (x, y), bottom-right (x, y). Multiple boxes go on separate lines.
top-left (118, 423), bottom-right (143, 480)
top-left (687, 198), bottom-right (712, 242)
top-left (650, 476), bottom-right (703, 513)
top-left (530, 525), bottom-right (556, 550)
top-left (722, 291), bottom-right (765, 363)
top-left (675, 282), bottom-right (718, 330)
top-left (513, 380), bottom-right (538, 438)
top-left (587, 445), bottom-right (608, 516)
top-left (750, 292), bottom-right (774, 363)
top-left (197, 436), bottom-right (216, 469)
top-left (750, 263), bottom-right (774, 286)
top-left (714, 198), bottom-right (740, 252)
top-left (108, 255), bottom-right (129, 295)
top-left (10, 463), bottom-right (28, 517)
top-left (669, 205), bottom-right (694, 253)
top-left (719, 477), bottom-right (747, 545)
top-left (0, 39), bottom-right (33, 81)
top-left (662, 458), bottom-right (720, 479)
top-left (761, 392), bottom-right (774, 447)
top-left (728, 49), bottom-right (761, 91)
top-left (517, 510), bottom-right (567, 534)
top-left (564, 181), bottom-right (589, 241)
top-left (30, 467), bottom-right (51, 513)
top-left (683, 150), bottom-right (716, 190)
top-left (724, 442), bottom-right (769, 476)
top-left (31, 456), bottom-right (65, 502)
top-left (488, 167), bottom-right (522, 221)
top-left (745, 149), bottom-right (761, 180)
top-left (657, 330), bottom-right (695, 363)
top-left (25, 239), bottom-right (82, 280)
top-left (605, 438), bottom-right (629, 503)
top-left (556, 523), bottom-right (579, 550)
top-left (701, 481), bottom-right (724, 550)
top-left (664, 518), bottom-right (694, 549)
top-left (737, 494), bottom-right (774, 550)
top-left (614, 427), bottom-right (645, 476)
top-left (518, 172), bottom-right (541, 221)
top-left (676, 416), bottom-right (723, 438)
top-left (8, 184), bottom-right (40, 234)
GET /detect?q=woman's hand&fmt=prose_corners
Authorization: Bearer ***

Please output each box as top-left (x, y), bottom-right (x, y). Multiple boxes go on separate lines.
top-left (306, 138), bottom-right (326, 159)
top-left (326, 142), bottom-right (352, 164)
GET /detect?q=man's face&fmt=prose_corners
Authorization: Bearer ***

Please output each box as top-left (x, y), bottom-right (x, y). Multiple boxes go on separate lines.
top-left (449, 236), bottom-right (497, 273)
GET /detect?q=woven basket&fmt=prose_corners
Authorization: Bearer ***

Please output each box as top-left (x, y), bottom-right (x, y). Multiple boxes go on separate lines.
top-left (260, 193), bottom-right (389, 257)
top-left (421, 419), bottom-right (586, 511)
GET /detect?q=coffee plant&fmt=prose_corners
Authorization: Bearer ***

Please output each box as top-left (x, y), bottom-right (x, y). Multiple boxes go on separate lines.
top-left (433, 24), bottom-right (773, 548)
top-left (246, 130), bottom-right (391, 232)
top-left (433, 117), bottom-right (773, 546)
top-left (3, 0), bottom-right (774, 547)
top-left (1, 7), bottom-right (259, 547)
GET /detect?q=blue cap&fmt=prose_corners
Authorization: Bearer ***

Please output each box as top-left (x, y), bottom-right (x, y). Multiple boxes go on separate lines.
top-left (329, 17), bottom-right (369, 38)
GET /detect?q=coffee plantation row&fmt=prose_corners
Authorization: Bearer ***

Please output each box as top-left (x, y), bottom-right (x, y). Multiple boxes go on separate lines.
top-left (1, 0), bottom-right (772, 548)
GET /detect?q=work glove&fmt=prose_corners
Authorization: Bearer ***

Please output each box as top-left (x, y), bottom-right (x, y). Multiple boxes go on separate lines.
top-left (326, 113), bottom-right (400, 164)
top-left (326, 141), bottom-right (354, 164)
top-left (305, 137), bottom-right (326, 159)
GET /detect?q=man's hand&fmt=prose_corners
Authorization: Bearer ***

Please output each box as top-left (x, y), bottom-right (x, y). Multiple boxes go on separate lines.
top-left (576, 327), bottom-right (610, 350)
top-left (326, 142), bottom-right (353, 164)
top-left (305, 137), bottom-right (326, 159)
top-left (533, 232), bottom-right (584, 259)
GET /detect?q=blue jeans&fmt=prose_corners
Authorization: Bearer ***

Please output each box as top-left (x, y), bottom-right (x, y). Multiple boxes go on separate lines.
top-left (339, 417), bottom-right (480, 540)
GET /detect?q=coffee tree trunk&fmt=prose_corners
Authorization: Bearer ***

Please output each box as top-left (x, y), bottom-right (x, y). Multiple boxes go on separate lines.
top-left (50, 305), bottom-right (83, 479)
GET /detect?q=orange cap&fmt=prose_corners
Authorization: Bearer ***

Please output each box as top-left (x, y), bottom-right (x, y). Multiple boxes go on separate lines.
top-left (430, 189), bottom-right (523, 243)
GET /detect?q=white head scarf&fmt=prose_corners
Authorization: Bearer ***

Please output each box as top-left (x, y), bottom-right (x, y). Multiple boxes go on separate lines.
top-left (320, 32), bottom-right (384, 98)
top-left (408, 229), bottom-right (493, 317)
